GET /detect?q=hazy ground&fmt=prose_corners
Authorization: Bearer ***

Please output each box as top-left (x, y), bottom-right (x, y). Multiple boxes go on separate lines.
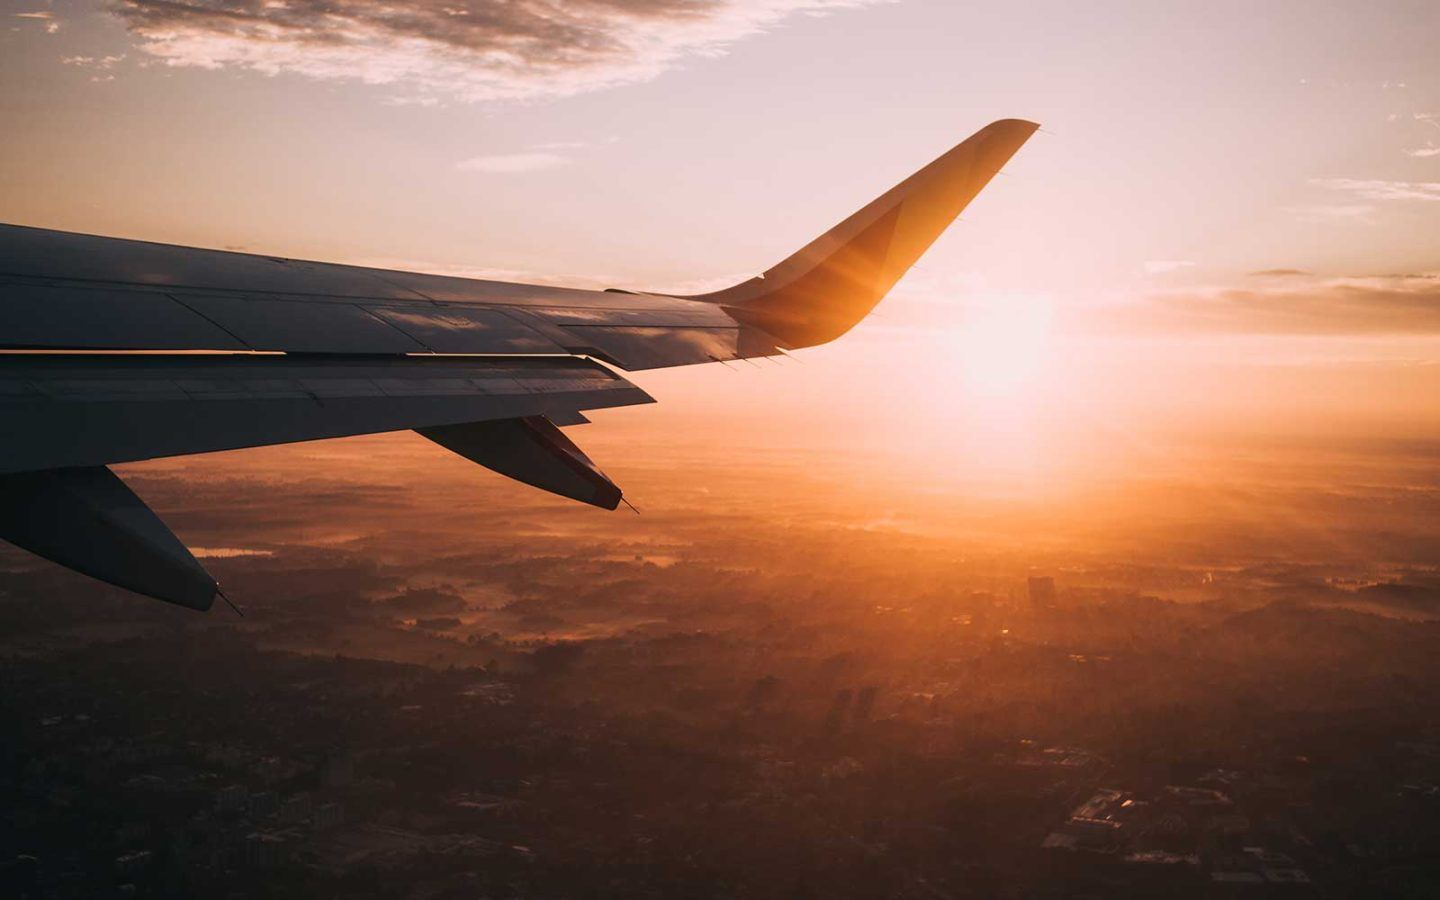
top-left (1, 408), bottom-right (1434, 655)
top-left (2, 408), bottom-right (1438, 898)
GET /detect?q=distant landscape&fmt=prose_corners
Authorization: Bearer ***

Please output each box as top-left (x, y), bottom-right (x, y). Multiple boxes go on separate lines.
top-left (2, 424), bottom-right (1436, 898)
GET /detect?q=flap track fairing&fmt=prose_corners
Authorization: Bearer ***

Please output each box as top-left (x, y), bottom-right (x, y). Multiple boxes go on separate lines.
top-left (0, 466), bottom-right (218, 610)
top-left (417, 415), bottom-right (622, 510)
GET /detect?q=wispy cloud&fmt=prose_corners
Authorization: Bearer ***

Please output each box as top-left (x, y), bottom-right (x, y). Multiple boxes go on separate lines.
top-left (1088, 273), bottom-right (1440, 337)
top-left (61, 54), bottom-right (126, 70)
top-left (109, 0), bottom-right (885, 103)
top-left (456, 151), bottom-right (571, 174)
top-left (1312, 178), bottom-right (1440, 202)
top-left (456, 136), bottom-right (617, 173)
top-left (1143, 260), bottom-right (1196, 275)
top-left (1288, 203), bottom-right (1377, 225)
top-left (15, 10), bottom-right (60, 33)
top-left (1397, 112), bottom-right (1440, 157)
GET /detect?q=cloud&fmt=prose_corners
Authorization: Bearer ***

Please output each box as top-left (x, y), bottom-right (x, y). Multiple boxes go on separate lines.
top-left (1287, 203), bottom-right (1377, 225)
top-left (1248, 269), bottom-right (1312, 278)
top-left (1401, 113), bottom-right (1440, 157)
top-left (109, 0), bottom-right (884, 103)
top-left (1098, 273), bottom-right (1440, 337)
top-left (1312, 178), bottom-right (1440, 202)
top-left (61, 54), bottom-right (126, 70)
top-left (456, 151), bottom-right (571, 173)
top-left (455, 137), bottom-right (613, 173)
top-left (1143, 260), bottom-right (1196, 275)
top-left (15, 10), bottom-right (60, 33)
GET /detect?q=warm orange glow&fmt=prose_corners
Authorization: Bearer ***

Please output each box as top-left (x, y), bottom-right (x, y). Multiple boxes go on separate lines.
top-left (948, 291), bottom-right (1055, 398)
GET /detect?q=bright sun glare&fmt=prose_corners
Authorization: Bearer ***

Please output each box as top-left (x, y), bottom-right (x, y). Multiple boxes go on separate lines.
top-left (885, 291), bottom-right (1061, 489)
top-left (953, 292), bottom-right (1055, 397)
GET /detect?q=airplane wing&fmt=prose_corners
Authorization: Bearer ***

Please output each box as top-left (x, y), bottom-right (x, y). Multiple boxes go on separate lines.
top-left (0, 119), bottom-right (1038, 609)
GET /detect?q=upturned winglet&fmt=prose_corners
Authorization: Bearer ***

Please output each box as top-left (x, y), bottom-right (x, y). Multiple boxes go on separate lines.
top-left (694, 119), bottom-right (1039, 348)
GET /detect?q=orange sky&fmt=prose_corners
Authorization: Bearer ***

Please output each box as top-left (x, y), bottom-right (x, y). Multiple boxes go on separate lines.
top-left (2, 0), bottom-right (1438, 495)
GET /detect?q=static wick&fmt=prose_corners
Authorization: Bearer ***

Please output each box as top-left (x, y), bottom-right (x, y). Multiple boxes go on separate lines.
top-left (776, 348), bottom-right (805, 364)
top-left (708, 355), bottom-right (737, 369)
top-left (217, 587), bottom-right (245, 618)
top-left (621, 497), bottom-right (641, 515)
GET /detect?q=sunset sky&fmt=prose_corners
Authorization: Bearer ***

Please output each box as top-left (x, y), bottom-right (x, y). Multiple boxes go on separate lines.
top-left (3, 0), bottom-right (1438, 492)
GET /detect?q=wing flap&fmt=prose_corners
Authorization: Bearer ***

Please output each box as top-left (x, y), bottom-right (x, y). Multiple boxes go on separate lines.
top-left (0, 355), bottom-right (653, 473)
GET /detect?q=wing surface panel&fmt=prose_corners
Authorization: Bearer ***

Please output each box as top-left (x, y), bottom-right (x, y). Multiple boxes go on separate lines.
top-left (177, 295), bottom-right (427, 354)
top-left (0, 283), bottom-right (248, 350)
top-left (0, 221), bottom-right (794, 367)
top-left (368, 306), bottom-right (566, 354)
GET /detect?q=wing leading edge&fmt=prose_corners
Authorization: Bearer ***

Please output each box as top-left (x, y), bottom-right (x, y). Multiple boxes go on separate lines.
top-left (0, 119), bottom-right (1037, 607)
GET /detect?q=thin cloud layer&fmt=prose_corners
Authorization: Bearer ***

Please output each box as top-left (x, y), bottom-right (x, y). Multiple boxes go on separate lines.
top-left (110, 0), bottom-right (882, 102)
top-left (15, 10), bottom-right (61, 33)
top-left (1110, 274), bottom-right (1440, 337)
top-left (1312, 178), bottom-right (1440, 203)
top-left (1143, 259), bottom-right (1196, 275)
top-left (457, 151), bottom-right (571, 173)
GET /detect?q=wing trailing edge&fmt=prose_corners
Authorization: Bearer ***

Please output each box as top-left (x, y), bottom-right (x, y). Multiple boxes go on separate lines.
top-left (0, 354), bottom-right (652, 475)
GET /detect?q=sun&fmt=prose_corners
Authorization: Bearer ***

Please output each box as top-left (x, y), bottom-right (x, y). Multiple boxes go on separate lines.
top-left (874, 290), bottom-right (1061, 488)
top-left (952, 291), bottom-right (1055, 397)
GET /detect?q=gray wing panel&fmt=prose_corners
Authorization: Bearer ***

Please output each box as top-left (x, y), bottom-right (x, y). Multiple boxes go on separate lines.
top-left (0, 278), bottom-right (574, 355)
top-left (0, 355), bottom-right (652, 473)
top-left (557, 325), bottom-right (783, 370)
top-left (529, 306), bottom-right (738, 327)
top-left (0, 223), bottom-right (634, 307)
top-left (176, 295), bottom-right (426, 353)
top-left (368, 306), bottom-right (565, 354)
top-left (0, 283), bottom-right (247, 350)
top-left (0, 224), bottom-right (789, 366)
top-left (0, 224), bottom-right (429, 300)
